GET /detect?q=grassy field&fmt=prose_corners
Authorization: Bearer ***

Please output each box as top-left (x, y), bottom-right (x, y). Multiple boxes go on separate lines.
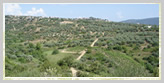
top-left (45, 48), bottom-right (78, 63)
top-left (66, 46), bottom-right (86, 52)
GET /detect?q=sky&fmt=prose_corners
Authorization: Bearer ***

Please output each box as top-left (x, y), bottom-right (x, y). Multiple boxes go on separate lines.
top-left (5, 4), bottom-right (159, 22)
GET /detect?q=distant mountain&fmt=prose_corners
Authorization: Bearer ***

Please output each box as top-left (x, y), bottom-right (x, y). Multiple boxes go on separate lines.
top-left (121, 17), bottom-right (159, 25)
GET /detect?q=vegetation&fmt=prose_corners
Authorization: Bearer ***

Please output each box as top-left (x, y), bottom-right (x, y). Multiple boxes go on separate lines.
top-left (5, 15), bottom-right (159, 77)
top-left (52, 49), bottom-right (59, 55)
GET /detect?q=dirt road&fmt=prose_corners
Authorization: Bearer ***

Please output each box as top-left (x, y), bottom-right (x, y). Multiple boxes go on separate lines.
top-left (76, 49), bottom-right (87, 60)
top-left (70, 67), bottom-right (77, 77)
top-left (61, 49), bottom-right (77, 53)
top-left (70, 38), bottom-right (99, 77)
top-left (77, 38), bottom-right (98, 60)
top-left (90, 38), bottom-right (98, 47)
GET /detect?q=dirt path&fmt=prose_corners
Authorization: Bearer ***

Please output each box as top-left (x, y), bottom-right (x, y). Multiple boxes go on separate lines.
top-left (76, 49), bottom-right (87, 60)
top-left (70, 50), bottom-right (86, 77)
top-left (102, 32), bottom-right (105, 36)
top-left (90, 38), bottom-right (98, 47)
top-left (76, 38), bottom-right (98, 60)
top-left (141, 42), bottom-right (148, 50)
top-left (70, 67), bottom-right (77, 77)
top-left (61, 49), bottom-right (77, 53)
top-left (70, 38), bottom-right (99, 77)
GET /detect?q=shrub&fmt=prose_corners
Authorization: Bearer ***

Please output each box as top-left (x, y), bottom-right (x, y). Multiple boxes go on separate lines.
top-left (28, 43), bottom-right (34, 48)
top-left (24, 55), bottom-right (33, 62)
top-left (52, 49), bottom-right (59, 55)
top-left (113, 45), bottom-right (122, 51)
top-left (16, 54), bottom-right (26, 57)
top-left (134, 58), bottom-right (140, 63)
top-left (152, 42), bottom-right (158, 46)
top-left (58, 46), bottom-right (65, 49)
top-left (7, 55), bottom-right (17, 59)
top-left (18, 57), bottom-right (26, 63)
top-left (57, 56), bottom-right (74, 67)
top-left (36, 43), bottom-right (42, 50)
top-left (76, 71), bottom-right (89, 77)
top-left (40, 59), bottom-right (52, 71)
top-left (86, 49), bottom-right (91, 54)
top-left (147, 45), bottom-right (151, 48)
top-left (153, 67), bottom-right (159, 77)
top-left (44, 42), bottom-right (55, 47)
top-left (145, 63), bottom-right (154, 73)
top-left (152, 52), bottom-right (159, 57)
top-left (107, 46), bottom-right (113, 50)
top-left (133, 45), bottom-right (140, 50)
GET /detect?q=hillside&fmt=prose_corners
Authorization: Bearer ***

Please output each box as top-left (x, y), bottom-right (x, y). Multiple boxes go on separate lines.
top-left (5, 15), bottom-right (159, 77)
top-left (121, 17), bottom-right (159, 25)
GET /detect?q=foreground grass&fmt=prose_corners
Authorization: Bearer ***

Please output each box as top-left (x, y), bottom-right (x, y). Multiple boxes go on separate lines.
top-left (5, 48), bottom-right (78, 77)
top-left (105, 50), bottom-right (152, 77)
top-left (5, 46), bottom-right (155, 77)
top-left (72, 47), bottom-right (152, 77)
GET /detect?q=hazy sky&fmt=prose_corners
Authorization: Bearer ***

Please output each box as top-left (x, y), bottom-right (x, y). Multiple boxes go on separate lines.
top-left (5, 4), bottom-right (159, 22)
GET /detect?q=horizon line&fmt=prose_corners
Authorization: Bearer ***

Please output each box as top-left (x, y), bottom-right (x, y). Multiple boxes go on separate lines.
top-left (5, 15), bottom-right (159, 22)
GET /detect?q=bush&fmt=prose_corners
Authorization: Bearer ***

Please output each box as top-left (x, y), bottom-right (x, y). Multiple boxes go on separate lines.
top-left (107, 46), bottom-right (113, 50)
top-left (134, 58), bottom-right (140, 63)
top-left (57, 56), bottom-right (74, 67)
top-left (52, 49), bottom-right (59, 55)
top-left (145, 63), bottom-right (154, 73)
top-left (44, 42), bottom-right (55, 47)
top-left (18, 57), bottom-right (26, 63)
top-left (16, 54), bottom-right (26, 57)
top-left (113, 45), bottom-right (122, 51)
top-left (36, 43), bottom-right (42, 50)
top-left (133, 45), bottom-right (140, 50)
top-left (152, 42), bottom-right (158, 46)
top-left (16, 54), bottom-right (33, 63)
top-left (86, 49), bottom-right (91, 54)
top-left (28, 43), bottom-right (35, 48)
top-left (40, 59), bottom-right (52, 71)
top-left (152, 51), bottom-right (159, 57)
top-left (24, 55), bottom-right (33, 62)
top-left (76, 71), bottom-right (89, 77)
top-left (32, 50), bottom-right (45, 61)
top-left (7, 55), bottom-right (17, 59)
top-left (58, 46), bottom-right (65, 49)
top-left (153, 67), bottom-right (159, 77)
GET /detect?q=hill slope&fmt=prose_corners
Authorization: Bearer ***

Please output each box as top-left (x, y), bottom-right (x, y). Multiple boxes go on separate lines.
top-left (5, 15), bottom-right (159, 77)
top-left (121, 17), bottom-right (159, 25)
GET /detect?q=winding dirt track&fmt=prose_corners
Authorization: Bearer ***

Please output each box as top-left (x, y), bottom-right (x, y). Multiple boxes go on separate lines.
top-left (70, 38), bottom-right (98, 77)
